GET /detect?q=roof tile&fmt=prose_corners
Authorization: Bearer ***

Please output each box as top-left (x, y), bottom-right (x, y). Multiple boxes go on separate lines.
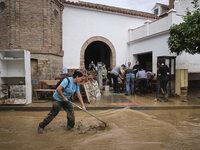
top-left (64, 0), bottom-right (160, 19)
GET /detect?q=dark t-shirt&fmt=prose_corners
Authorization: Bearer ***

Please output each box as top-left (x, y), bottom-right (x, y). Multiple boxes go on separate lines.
top-left (158, 64), bottom-right (169, 77)
top-left (133, 65), bottom-right (141, 74)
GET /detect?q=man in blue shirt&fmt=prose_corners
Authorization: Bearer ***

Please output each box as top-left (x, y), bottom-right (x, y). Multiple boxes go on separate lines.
top-left (38, 71), bottom-right (86, 133)
top-left (125, 62), bottom-right (135, 95)
top-left (136, 68), bottom-right (147, 95)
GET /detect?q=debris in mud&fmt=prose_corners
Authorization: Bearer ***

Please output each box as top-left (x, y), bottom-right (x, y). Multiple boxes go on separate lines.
top-left (154, 98), bottom-right (168, 102)
top-left (73, 120), bottom-right (108, 134)
top-left (182, 100), bottom-right (188, 102)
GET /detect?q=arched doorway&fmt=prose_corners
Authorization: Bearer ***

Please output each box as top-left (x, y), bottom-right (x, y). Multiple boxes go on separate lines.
top-left (84, 41), bottom-right (111, 70)
top-left (80, 36), bottom-right (116, 70)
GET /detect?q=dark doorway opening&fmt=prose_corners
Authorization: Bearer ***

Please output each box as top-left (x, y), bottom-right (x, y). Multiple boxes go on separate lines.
top-left (137, 52), bottom-right (152, 71)
top-left (84, 41), bottom-right (111, 70)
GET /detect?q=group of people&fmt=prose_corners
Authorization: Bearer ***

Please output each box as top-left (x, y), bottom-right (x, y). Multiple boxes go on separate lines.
top-left (111, 60), bottom-right (169, 99)
top-left (88, 60), bottom-right (169, 100)
top-left (111, 61), bottom-right (146, 95)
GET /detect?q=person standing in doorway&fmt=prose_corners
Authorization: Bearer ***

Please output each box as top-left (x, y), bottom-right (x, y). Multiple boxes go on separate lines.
top-left (125, 62), bottom-right (135, 95)
top-left (111, 64), bottom-right (126, 93)
top-left (158, 59), bottom-right (169, 102)
top-left (38, 71), bottom-right (86, 133)
top-left (88, 61), bottom-right (96, 71)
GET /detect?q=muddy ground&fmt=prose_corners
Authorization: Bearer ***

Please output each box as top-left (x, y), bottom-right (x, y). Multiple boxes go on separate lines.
top-left (0, 109), bottom-right (200, 150)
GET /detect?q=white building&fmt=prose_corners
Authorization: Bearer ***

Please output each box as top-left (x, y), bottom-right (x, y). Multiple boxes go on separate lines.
top-left (63, 0), bottom-right (200, 87)
top-left (63, 0), bottom-right (158, 70)
top-left (128, 0), bottom-right (200, 86)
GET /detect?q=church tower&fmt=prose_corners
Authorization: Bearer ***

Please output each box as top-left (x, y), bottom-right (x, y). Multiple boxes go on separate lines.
top-left (0, 0), bottom-right (64, 80)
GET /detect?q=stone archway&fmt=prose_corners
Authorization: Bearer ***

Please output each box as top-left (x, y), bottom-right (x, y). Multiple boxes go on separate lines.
top-left (80, 36), bottom-right (116, 69)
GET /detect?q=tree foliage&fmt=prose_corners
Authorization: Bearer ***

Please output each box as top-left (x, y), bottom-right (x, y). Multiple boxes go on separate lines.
top-left (168, 0), bottom-right (200, 55)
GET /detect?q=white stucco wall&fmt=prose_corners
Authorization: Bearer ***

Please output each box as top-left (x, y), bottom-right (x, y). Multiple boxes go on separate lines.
top-left (176, 53), bottom-right (200, 72)
top-left (128, 0), bottom-right (200, 74)
top-left (129, 32), bottom-right (200, 74)
top-left (129, 33), bottom-right (175, 74)
top-left (63, 5), bottom-right (153, 69)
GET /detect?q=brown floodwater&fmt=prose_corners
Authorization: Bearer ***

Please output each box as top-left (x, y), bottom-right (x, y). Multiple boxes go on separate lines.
top-left (0, 109), bottom-right (200, 150)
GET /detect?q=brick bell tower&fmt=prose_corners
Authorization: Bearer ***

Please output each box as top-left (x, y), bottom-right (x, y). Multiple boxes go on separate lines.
top-left (169, 0), bottom-right (175, 9)
top-left (0, 0), bottom-right (64, 81)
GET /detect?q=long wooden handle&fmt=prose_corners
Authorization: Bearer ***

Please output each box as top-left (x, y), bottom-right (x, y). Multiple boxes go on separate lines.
top-left (69, 101), bottom-right (107, 125)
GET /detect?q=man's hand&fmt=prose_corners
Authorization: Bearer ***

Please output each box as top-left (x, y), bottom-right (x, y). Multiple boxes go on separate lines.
top-left (82, 105), bottom-right (86, 111)
top-left (63, 97), bottom-right (68, 102)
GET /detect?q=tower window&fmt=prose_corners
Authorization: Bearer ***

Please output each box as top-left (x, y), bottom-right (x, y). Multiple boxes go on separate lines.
top-left (54, 9), bottom-right (59, 19)
top-left (0, 2), bottom-right (6, 13)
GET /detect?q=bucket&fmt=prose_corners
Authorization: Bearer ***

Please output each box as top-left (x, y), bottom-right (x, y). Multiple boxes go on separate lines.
top-left (104, 85), bottom-right (109, 91)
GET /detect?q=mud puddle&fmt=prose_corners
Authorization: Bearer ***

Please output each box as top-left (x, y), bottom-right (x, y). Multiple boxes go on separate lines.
top-left (0, 108), bottom-right (200, 150)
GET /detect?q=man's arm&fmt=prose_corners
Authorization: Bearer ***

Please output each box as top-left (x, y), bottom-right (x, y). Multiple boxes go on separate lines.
top-left (77, 92), bottom-right (86, 111)
top-left (56, 85), bottom-right (68, 102)
top-left (119, 74), bottom-right (124, 80)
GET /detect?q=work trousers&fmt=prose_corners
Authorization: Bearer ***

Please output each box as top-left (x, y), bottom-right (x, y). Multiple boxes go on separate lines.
top-left (160, 76), bottom-right (168, 97)
top-left (138, 78), bottom-right (147, 94)
top-left (126, 73), bottom-right (135, 95)
top-left (156, 80), bottom-right (160, 98)
top-left (39, 100), bottom-right (75, 129)
top-left (111, 74), bottom-right (119, 93)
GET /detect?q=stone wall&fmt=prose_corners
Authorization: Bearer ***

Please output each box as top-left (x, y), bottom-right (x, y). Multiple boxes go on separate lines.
top-left (0, 0), bottom-right (63, 55)
top-left (0, 0), bottom-right (64, 80)
top-left (31, 54), bottom-right (63, 80)
top-left (0, 0), bottom-right (9, 49)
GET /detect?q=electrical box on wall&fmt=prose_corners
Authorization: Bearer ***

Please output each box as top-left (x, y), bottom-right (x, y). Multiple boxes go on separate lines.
top-left (0, 50), bottom-right (32, 104)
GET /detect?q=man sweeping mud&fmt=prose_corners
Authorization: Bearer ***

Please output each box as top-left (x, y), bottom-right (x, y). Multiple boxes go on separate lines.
top-left (38, 71), bottom-right (86, 133)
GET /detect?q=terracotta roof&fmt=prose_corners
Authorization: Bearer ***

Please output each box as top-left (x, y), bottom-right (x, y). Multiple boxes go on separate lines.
top-left (64, 0), bottom-right (160, 19)
top-left (159, 12), bottom-right (168, 18)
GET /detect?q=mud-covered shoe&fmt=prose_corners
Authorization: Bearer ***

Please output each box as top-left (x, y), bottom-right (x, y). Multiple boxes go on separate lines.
top-left (67, 126), bottom-right (72, 130)
top-left (67, 125), bottom-right (75, 131)
top-left (154, 98), bottom-right (161, 102)
top-left (38, 126), bottom-right (44, 134)
top-left (154, 98), bottom-right (158, 102)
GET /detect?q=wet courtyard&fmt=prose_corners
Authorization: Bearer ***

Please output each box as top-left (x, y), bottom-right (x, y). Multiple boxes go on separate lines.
top-left (0, 109), bottom-right (200, 150)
